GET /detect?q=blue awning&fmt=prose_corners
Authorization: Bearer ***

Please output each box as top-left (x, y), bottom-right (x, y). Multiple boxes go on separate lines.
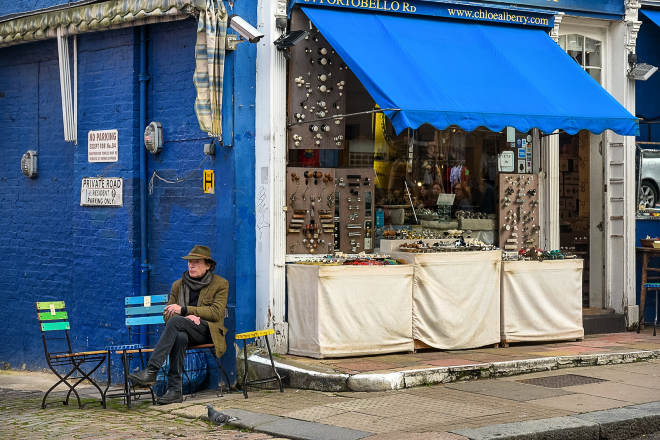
top-left (301, 6), bottom-right (638, 136)
top-left (641, 9), bottom-right (660, 27)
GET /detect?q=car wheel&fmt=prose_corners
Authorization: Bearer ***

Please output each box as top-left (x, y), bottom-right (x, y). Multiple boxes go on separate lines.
top-left (639, 181), bottom-right (658, 208)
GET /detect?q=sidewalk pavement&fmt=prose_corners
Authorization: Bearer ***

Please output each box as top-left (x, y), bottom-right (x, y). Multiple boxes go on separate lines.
top-left (244, 329), bottom-right (660, 392)
top-left (3, 329), bottom-right (660, 440)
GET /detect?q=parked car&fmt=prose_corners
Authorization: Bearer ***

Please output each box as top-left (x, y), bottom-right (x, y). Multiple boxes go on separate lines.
top-left (638, 147), bottom-right (660, 208)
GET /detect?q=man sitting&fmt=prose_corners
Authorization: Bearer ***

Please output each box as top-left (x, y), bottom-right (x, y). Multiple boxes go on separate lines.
top-left (129, 245), bottom-right (228, 404)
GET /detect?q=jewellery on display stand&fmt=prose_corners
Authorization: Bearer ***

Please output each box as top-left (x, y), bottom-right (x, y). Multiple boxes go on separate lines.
top-left (398, 238), bottom-right (495, 253)
top-left (287, 10), bottom-right (346, 150)
top-left (286, 253), bottom-right (402, 266)
top-left (502, 248), bottom-right (577, 261)
top-left (498, 173), bottom-right (539, 251)
top-left (286, 167), bottom-right (375, 254)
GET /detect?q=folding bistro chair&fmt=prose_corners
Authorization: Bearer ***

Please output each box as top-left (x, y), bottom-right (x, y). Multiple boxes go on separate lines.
top-left (36, 301), bottom-right (109, 409)
top-left (104, 295), bottom-right (169, 407)
top-left (236, 329), bottom-right (284, 399)
top-left (114, 295), bottom-right (232, 404)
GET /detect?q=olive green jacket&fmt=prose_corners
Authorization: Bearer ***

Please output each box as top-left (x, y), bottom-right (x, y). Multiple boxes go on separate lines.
top-left (165, 274), bottom-right (229, 358)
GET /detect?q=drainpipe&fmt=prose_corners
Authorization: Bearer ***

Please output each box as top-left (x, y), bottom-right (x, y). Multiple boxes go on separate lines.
top-left (138, 26), bottom-right (151, 346)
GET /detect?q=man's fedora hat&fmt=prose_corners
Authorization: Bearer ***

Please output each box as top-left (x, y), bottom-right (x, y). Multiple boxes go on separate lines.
top-left (182, 245), bottom-right (216, 267)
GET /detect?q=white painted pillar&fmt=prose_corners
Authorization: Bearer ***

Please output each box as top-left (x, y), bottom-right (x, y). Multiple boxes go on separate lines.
top-left (602, 1), bottom-right (640, 322)
top-left (255, 0), bottom-right (288, 351)
top-left (538, 13), bottom-right (564, 252)
top-left (540, 132), bottom-right (560, 251)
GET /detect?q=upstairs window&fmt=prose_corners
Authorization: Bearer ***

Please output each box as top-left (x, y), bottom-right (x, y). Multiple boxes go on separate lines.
top-left (559, 34), bottom-right (602, 84)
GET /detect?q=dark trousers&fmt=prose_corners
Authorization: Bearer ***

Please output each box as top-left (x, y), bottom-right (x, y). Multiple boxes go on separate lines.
top-left (148, 315), bottom-right (212, 388)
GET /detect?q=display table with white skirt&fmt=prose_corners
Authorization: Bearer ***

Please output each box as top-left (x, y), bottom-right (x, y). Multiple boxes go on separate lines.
top-left (390, 250), bottom-right (502, 349)
top-left (500, 259), bottom-right (584, 343)
top-left (286, 264), bottom-right (414, 358)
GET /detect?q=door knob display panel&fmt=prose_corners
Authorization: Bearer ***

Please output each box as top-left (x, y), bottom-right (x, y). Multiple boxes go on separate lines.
top-left (286, 167), bottom-right (375, 254)
top-left (286, 167), bottom-right (336, 254)
top-left (498, 173), bottom-right (540, 252)
top-left (287, 9), bottom-right (347, 150)
top-left (333, 168), bottom-right (376, 254)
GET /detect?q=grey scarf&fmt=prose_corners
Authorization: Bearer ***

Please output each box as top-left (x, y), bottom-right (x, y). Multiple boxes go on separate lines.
top-left (178, 270), bottom-right (213, 308)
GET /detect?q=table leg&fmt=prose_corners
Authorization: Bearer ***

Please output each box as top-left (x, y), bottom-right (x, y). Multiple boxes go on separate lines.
top-left (654, 290), bottom-right (658, 337)
top-left (640, 253), bottom-right (649, 332)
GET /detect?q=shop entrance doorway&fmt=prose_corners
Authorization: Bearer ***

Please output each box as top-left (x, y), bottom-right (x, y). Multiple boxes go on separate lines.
top-left (558, 131), bottom-right (605, 309)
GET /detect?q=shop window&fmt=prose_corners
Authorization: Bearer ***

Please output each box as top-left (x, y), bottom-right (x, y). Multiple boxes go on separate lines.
top-left (285, 9), bottom-right (540, 255)
top-left (559, 34), bottom-right (602, 84)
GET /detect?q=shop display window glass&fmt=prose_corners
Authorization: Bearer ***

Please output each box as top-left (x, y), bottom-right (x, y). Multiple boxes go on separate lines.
top-left (285, 10), bottom-right (541, 252)
top-left (287, 68), bottom-right (538, 245)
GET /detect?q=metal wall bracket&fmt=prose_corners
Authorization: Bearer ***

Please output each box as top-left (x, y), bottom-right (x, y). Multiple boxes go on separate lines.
top-left (226, 34), bottom-right (244, 51)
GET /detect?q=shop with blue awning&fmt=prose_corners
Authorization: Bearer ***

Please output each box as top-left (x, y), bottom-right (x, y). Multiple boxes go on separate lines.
top-left (281, 0), bottom-right (641, 354)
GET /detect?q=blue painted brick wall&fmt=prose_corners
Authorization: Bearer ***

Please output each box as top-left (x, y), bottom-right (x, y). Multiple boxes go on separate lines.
top-left (0, 28), bottom-right (139, 371)
top-left (0, 1), bottom-right (70, 18)
top-left (636, 14), bottom-right (660, 143)
top-left (72, 27), bottom-right (140, 353)
top-left (0, 12), bottom-right (257, 385)
top-left (0, 38), bottom-right (75, 369)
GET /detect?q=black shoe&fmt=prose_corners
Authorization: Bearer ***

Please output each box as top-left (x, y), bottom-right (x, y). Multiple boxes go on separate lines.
top-left (157, 387), bottom-right (183, 405)
top-left (128, 366), bottom-right (159, 387)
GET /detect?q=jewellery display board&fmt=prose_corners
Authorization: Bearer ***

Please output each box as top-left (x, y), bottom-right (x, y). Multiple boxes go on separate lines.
top-left (501, 260), bottom-right (584, 344)
top-left (287, 8), bottom-right (347, 149)
top-left (286, 167), bottom-right (375, 254)
top-left (498, 173), bottom-right (540, 251)
top-left (334, 168), bottom-right (375, 253)
top-left (389, 250), bottom-right (501, 349)
top-left (286, 167), bottom-right (336, 254)
top-left (287, 264), bottom-right (414, 358)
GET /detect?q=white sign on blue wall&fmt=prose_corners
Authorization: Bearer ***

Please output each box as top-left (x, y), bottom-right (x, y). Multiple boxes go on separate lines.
top-left (80, 177), bottom-right (123, 207)
top-left (88, 129), bottom-right (118, 163)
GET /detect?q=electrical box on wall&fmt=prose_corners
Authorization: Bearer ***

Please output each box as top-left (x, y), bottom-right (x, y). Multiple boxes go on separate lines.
top-left (144, 121), bottom-right (163, 154)
top-left (21, 150), bottom-right (38, 178)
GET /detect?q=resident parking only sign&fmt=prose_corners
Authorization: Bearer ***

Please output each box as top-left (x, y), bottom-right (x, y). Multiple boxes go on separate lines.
top-left (80, 177), bottom-right (123, 207)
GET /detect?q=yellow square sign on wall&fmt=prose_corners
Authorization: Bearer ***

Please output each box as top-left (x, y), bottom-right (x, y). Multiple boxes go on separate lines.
top-left (203, 169), bottom-right (215, 194)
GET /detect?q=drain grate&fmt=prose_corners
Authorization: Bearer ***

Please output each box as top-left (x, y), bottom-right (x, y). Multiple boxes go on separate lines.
top-left (518, 374), bottom-right (607, 388)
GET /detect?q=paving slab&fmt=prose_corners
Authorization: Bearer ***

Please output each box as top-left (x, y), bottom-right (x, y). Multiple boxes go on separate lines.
top-left (575, 407), bottom-right (660, 440)
top-left (563, 381), bottom-right (660, 404)
top-left (256, 417), bottom-right (372, 440)
top-left (527, 393), bottom-right (629, 413)
top-left (629, 401), bottom-right (660, 414)
top-left (363, 432), bottom-right (468, 440)
top-left (452, 416), bottom-right (600, 440)
top-left (445, 378), bottom-right (575, 401)
top-left (283, 405), bottom-right (348, 422)
top-left (223, 408), bottom-right (284, 429)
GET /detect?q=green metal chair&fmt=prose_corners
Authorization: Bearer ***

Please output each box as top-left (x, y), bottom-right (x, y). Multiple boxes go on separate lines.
top-left (36, 301), bottom-right (109, 409)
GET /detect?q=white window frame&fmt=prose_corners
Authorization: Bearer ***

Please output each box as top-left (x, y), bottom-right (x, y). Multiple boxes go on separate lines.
top-left (557, 18), bottom-right (609, 88)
